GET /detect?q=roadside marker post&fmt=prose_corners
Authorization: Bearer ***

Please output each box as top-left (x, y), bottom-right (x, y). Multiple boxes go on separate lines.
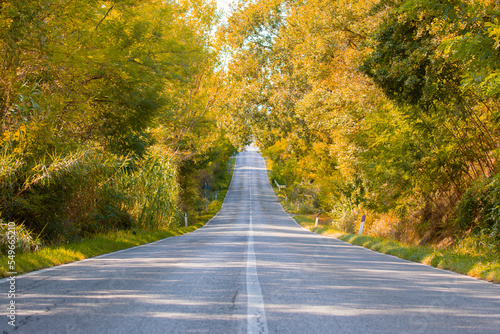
top-left (358, 215), bottom-right (366, 235)
top-left (274, 180), bottom-right (286, 191)
top-left (315, 213), bottom-right (319, 227)
top-left (185, 212), bottom-right (188, 227)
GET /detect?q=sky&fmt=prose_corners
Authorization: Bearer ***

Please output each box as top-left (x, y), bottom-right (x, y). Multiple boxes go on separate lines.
top-left (216, 0), bottom-right (234, 14)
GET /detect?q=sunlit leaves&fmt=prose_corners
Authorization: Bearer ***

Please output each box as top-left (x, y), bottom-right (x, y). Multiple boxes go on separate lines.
top-left (0, 0), bottom-right (232, 241)
top-left (220, 0), bottom-right (500, 242)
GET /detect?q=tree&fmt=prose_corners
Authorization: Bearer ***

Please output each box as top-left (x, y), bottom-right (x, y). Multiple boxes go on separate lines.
top-left (218, 0), bottom-right (382, 220)
top-left (220, 0), bottom-right (500, 244)
top-left (0, 0), bottom-right (232, 243)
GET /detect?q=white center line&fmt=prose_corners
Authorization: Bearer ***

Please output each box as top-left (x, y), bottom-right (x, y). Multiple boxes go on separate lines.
top-left (247, 168), bottom-right (269, 334)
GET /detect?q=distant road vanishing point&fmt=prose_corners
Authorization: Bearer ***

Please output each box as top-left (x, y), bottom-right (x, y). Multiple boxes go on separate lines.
top-left (1, 146), bottom-right (500, 333)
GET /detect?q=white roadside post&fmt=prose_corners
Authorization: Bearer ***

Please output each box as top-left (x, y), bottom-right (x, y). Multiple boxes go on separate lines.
top-left (314, 213), bottom-right (319, 227)
top-left (274, 180), bottom-right (286, 192)
top-left (185, 212), bottom-right (188, 227)
top-left (358, 215), bottom-right (366, 235)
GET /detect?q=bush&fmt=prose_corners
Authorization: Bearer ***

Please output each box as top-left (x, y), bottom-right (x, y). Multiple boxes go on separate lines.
top-left (1, 147), bottom-right (138, 243)
top-left (1, 142), bottom-right (183, 245)
top-left (456, 178), bottom-right (491, 232)
top-left (125, 145), bottom-right (180, 229)
top-left (0, 220), bottom-right (41, 254)
top-left (333, 211), bottom-right (356, 234)
top-left (456, 174), bottom-right (500, 250)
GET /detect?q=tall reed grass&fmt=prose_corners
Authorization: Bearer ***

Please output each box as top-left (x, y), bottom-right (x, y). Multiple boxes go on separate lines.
top-left (125, 145), bottom-right (180, 229)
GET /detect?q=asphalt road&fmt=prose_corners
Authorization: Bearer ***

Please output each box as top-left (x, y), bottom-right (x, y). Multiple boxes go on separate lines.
top-left (2, 147), bottom-right (500, 333)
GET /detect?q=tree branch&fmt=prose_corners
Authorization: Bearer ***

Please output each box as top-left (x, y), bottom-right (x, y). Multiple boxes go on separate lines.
top-left (95, 5), bottom-right (114, 31)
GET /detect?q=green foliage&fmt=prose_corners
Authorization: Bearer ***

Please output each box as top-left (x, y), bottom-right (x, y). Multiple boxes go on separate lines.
top-left (177, 135), bottom-right (237, 216)
top-left (0, 0), bottom-right (230, 249)
top-left (456, 174), bottom-right (500, 249)
top-left (0, 147), bottom-right (133, 242)
top-left (438, 1), bottom-right (500, 99)
top-left (125, 145), bottom-right (180, 229)
top-left (361, 0), bottom-right (462, 106)
top-left (0, 150), bottom-right (235, 277)
top-left (0, 220), bottom-right (42, 254)
top-left (360, 0), bottom-right (499, 241)
top-left (220, 0), bottom-right (500, 250)
top-left (456, 179), bottom-right (491, 232)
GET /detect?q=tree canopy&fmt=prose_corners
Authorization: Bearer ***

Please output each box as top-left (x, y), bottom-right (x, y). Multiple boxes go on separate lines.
top-left (217, 0), bottom-right (500, 246)
top-left (0, 0), bottom-right (236, 244)
top-left (1, 0), bottom-right (499, 249)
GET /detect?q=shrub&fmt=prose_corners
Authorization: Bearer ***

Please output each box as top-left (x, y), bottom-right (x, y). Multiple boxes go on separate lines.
top-left (1, 147), bottom-right (135, 243)
top-left (0, 220), bottom-right (41, 254)
top-left (332, 211), bottom-right (356, 234)
top-left (456, 174), bottom-right (500, 250)
top-left (125, 145), bottom-right (180, 229)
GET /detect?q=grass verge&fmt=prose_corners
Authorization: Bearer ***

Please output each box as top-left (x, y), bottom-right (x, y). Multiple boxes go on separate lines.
top-left (293, 214), bottom-right (500, 284)
top-left (294, 214), bottom-right (342, 238)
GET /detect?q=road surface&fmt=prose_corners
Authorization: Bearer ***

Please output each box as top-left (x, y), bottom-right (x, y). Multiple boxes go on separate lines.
top-left (1, 147), bottom-right (500, 333)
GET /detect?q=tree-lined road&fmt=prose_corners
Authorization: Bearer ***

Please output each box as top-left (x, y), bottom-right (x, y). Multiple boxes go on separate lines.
top-left (2, 147), bottom-right (500, 333)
